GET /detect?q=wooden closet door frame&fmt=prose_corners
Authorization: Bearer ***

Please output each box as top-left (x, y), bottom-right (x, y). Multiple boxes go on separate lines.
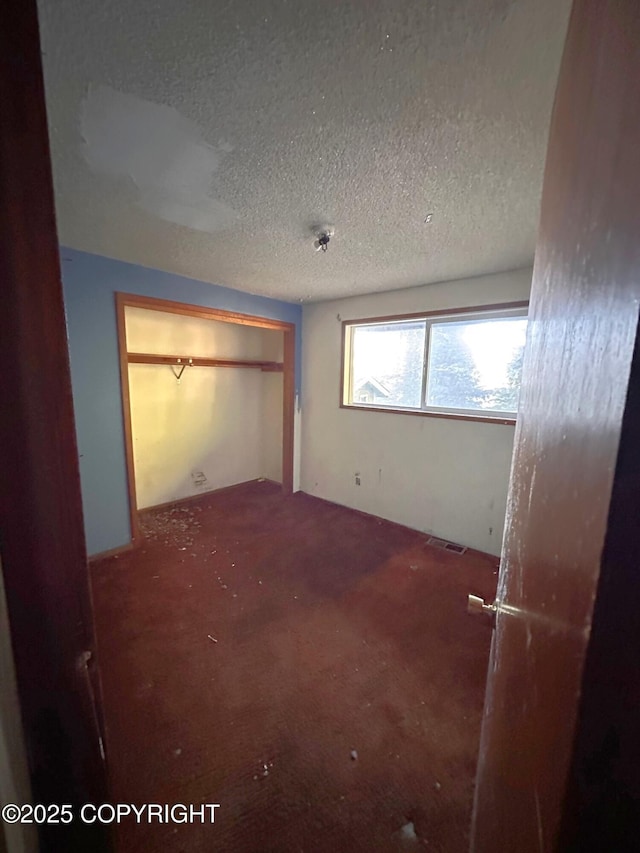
top-left (115, 292), bottom-right (296, 543)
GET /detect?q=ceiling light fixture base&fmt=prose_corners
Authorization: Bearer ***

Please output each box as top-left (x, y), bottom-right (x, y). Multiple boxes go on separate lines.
top-left (313, 226), bottom-right (335, 253)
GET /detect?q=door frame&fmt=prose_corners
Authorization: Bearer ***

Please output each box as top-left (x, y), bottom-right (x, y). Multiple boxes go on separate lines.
top-left (0, 0), bottom-right (109, 847)
top-left (115, 292), bottom-right (296, 543)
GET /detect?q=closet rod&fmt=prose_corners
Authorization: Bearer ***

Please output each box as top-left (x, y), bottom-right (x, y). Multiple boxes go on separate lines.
top-left (127, 352), bottom-right (283, 372)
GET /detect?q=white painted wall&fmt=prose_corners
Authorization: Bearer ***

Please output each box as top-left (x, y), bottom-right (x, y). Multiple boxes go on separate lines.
top-left (262, 374), bottom-right (283, 484)
top-left (126, 308), bottom-right (283, 508)
top-left (301, 269), bottom-right (532, 556)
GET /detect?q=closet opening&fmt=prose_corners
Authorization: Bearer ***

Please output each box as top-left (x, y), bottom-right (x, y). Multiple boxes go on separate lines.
top-left (115, 292), bottom-right (295, 544)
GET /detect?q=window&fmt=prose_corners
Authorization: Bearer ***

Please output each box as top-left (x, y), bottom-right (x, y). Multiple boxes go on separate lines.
top-left (342, 305), bottom-right (528, 420)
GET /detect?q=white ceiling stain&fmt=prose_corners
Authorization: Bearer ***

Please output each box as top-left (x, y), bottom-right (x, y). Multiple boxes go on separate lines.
top-left (37, 0), bottom-right (571, 302)
top-left (81, 85), bottom-right (237, 233)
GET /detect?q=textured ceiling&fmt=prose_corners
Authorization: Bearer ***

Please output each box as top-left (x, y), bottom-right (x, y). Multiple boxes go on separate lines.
top-left (38, 0), bottom-right (570, 302)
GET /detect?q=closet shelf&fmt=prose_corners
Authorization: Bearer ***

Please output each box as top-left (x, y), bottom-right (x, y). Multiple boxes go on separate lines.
top-left (127, 352), bottom-right (283, 372)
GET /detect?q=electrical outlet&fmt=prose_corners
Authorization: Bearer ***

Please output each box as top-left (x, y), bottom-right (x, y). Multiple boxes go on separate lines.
top-left (355, 472), bottom-right (361, 486)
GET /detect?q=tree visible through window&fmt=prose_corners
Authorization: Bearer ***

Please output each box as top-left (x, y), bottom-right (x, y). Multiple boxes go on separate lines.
top-left (351, 321), bottom-right (425, 408)
top-left (344, 308), bottom-right (527, 418)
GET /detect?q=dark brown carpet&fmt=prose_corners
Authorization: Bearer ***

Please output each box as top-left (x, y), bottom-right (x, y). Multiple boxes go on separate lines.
top-left (91, 481), bottom-right (498, 852)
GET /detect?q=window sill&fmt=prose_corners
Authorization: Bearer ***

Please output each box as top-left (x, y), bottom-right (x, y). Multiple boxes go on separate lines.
top-left (340, 403), bottom-right (517, 426)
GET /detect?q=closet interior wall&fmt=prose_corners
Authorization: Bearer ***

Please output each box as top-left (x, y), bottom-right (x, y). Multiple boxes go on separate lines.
top-left (125, 306), bottom-right (284, 509)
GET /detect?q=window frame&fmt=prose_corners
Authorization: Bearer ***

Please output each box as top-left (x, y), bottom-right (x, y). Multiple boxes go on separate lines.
top-left (340, 301), bottom-right (529, 425)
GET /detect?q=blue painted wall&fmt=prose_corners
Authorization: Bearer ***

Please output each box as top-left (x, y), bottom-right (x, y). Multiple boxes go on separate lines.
top-left (61, 248), bottom-right (302, 557)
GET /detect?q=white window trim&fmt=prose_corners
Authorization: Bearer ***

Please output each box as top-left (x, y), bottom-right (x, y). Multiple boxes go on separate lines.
top-left (341, 304), bottom-right (528, 423)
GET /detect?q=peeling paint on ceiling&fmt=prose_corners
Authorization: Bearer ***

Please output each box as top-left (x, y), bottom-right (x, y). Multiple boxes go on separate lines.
top-left (37, 0), bottom-right (571, 301)
top-left (81, 85), bottom-right (237, 233)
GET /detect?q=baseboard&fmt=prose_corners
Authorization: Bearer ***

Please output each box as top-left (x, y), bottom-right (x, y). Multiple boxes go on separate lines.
top-left (296, 490), bottom-right (500, 563)
top-left (138, 478), bottom-right (282, 515)
top-left (88, 541), bottom-right (136, 563)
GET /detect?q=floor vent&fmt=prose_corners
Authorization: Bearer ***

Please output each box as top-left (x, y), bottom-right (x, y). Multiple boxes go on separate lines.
top-left (426, 536), bottom-right (467, 555)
